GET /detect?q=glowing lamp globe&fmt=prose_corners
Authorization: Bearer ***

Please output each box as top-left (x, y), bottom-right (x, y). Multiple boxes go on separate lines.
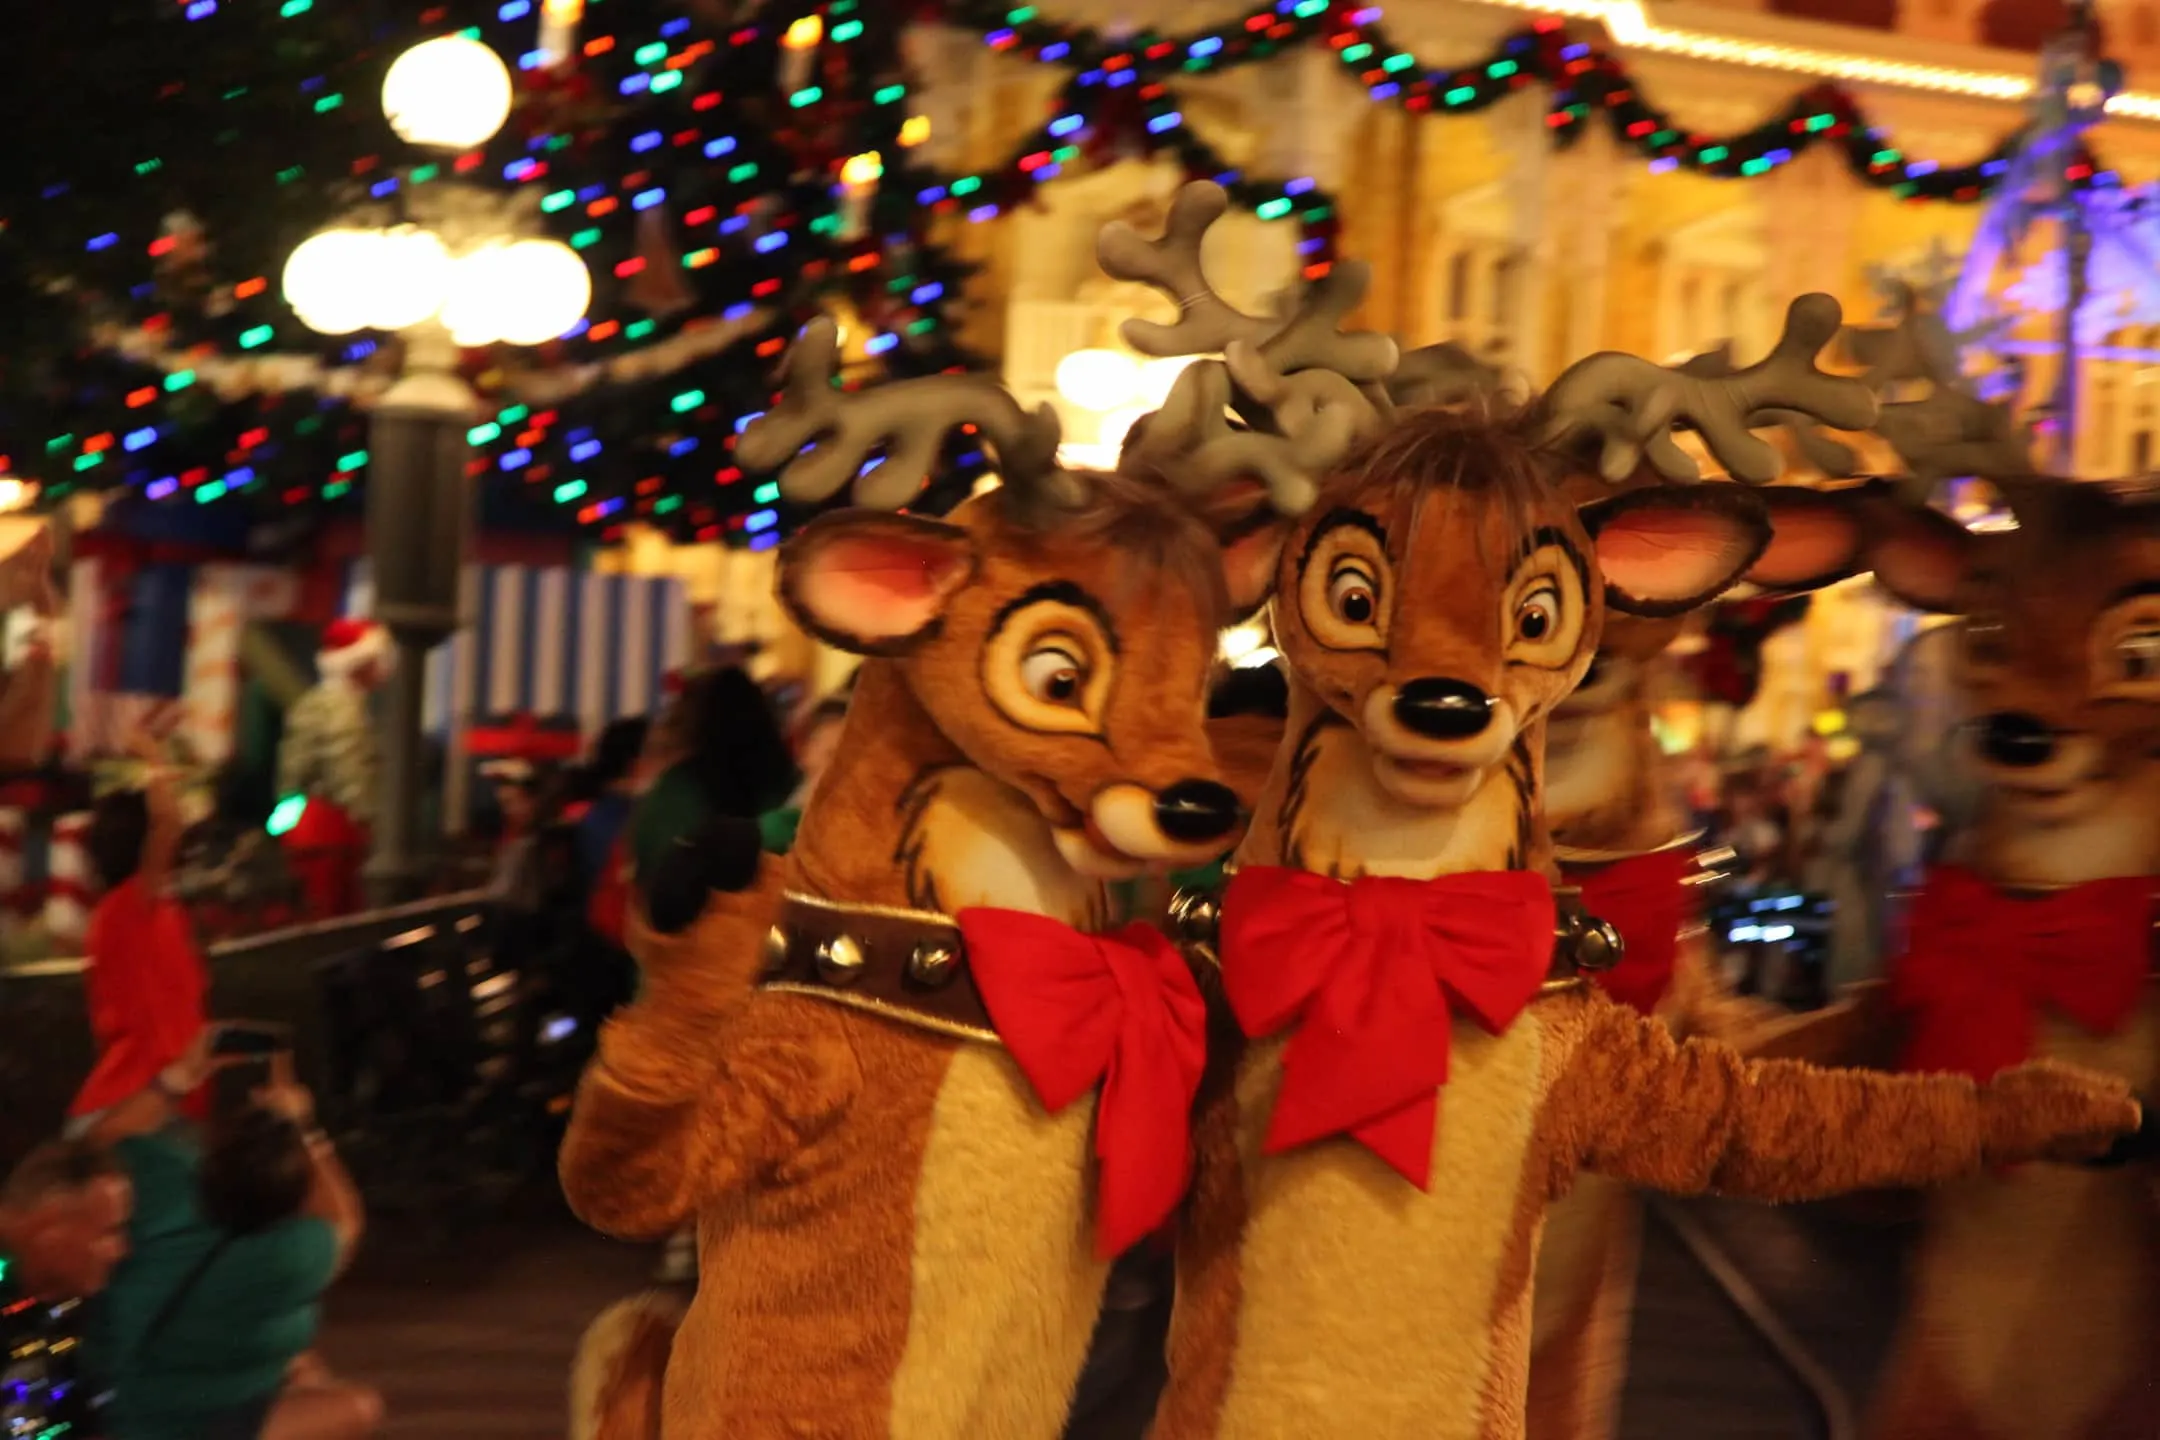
top-left (367, 227), bottom-right (455, 332)
top-left (438, 244), bottom-right (522, 347)
top-left (1055, 349), bottom-right (1140, 413)
top-left (489, 239), bottom-right (591, 345)
top-left (382, 37), bottom-right (514, 150)
top-left (283, 228), bottom-right (387, 335)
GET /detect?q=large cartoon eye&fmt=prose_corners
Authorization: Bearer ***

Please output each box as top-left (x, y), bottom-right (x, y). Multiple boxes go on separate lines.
top-left (1020, 645), bottom-right (1087, 707)
top-left (2116, 629), bottom-right (2160, 682)
top-left (1964, 615), bottom-right (2008, 665)
top-left (1516, 587), bottom-right (1558, 643)
top-left (1328, 566), bottom-right (1378, 627)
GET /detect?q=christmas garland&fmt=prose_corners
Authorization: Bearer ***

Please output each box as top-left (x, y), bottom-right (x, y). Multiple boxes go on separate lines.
top-left (941, 1), bottom-right (2108, 205)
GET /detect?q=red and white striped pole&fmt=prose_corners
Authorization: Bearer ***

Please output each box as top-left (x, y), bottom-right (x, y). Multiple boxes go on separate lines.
top-left (45, 811), bottom-right (93, 952)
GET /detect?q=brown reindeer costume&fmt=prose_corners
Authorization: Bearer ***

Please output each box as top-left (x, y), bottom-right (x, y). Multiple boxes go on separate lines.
top-left (558, 319), bottom-right (1281, 1440)
top-left (1783, 299), bottom-right (2160, 1440)
top-left (1087, 185), bottom-right (2143, 1440)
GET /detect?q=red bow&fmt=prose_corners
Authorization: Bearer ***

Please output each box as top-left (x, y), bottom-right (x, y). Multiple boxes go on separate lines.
top-left (1217, 866), bottom-right (1554, 1187)
top-left (955, 911), bottom-right (1208, 1259)
top-left (1890, 865), bottom-right (2154, 1082)
top-left (1561, 848), bottom-right (1694, 1015)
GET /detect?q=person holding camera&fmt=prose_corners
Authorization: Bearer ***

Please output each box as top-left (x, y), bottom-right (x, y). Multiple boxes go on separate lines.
top-left (85, 1042), bottom-right (379, 1440)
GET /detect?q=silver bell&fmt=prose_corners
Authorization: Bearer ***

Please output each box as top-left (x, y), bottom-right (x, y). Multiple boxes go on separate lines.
top-left (760, 925), bottom-right (789, 976)
top-left (1573, 917), bottom-right (1625, 973)
top-left (1167, 888), bottom-right (1221, 949)
top-left (907, 942), bottom-right (960, 987)
top-left (815, 934), bottom-right (867, 985)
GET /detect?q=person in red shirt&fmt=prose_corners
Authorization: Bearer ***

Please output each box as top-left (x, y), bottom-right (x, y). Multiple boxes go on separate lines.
top-left (67, 732), bottom-right (210, 1132)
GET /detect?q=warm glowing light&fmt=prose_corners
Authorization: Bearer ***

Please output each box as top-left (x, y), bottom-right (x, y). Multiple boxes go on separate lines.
top-left (282, 229), bottom-right (388, 335)
top-left (840, 151), bottom-right (884, 186)
top-left (898, 115), bottom-right (932, 147)
top-left (1474, 0), bottom-right (2160, 118)
top-left (783, 14), bottom-right (824, 49)
top-left (439, 239), bottom-right (591, 346)
top-left (0, 478), bottom-right (36, 514)
top-left (1055, 349), bottom-right (1141, 412)
top-left (1219, 622), bottom-right (1270, 664)
top-left (368, 227), bottom-right (455, 332)
top-left (1136, 355), bottom-right (1199, 407)
top-left (382, 37), bottom-right (514, 149)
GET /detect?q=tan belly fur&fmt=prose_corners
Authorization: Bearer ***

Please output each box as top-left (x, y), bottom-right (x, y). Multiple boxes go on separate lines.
top-left (1531, 1174), bottom-right (1631, 1356)
top-left (1902, 988), bottom-right (2160, 1440)
top-left (1218, 1017), bottom-right (1547, 1440)
top-left (890, 1043), bottom-right (1110, 1440)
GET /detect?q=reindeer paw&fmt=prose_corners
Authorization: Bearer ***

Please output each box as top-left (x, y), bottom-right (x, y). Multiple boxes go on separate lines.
top-left (2082, 1093), bottom-right (2158, 1169)
top-left (645, 815), bottom-right (765, 935)
top-left (1979, 1060), bottom-right (2141, 1166)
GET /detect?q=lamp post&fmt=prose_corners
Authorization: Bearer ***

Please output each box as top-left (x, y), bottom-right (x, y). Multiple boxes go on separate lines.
top-left (282, 35), bottom-right (590, 903)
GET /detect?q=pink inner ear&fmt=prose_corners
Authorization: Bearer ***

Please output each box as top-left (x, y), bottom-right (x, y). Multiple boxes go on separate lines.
top-left (1220, 522), bottom-right (1287, 614)
top-left (1750, 505), bottom-right (1860, 588)
top-left (1596, 508), bottom-right (1760, 606)
top-left (798, 531), bottom-right (968, 643)
top-left (1871, 527), bottom-right (1969, 610)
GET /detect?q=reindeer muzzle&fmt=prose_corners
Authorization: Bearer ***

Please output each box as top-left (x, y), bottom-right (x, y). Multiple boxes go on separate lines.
top-left (1979, 711), bottom-right (2059, 769)
top-left (1394, 678), bottom-right (1498, 740)
top-left (1153, 779), bottom-right (1243, 845)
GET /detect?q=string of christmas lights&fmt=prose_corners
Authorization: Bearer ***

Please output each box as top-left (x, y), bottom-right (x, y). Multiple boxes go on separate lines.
top-left (3, 0), bottom-right (994, 546)
top-left (940, 1), bottom-right (2109, 203)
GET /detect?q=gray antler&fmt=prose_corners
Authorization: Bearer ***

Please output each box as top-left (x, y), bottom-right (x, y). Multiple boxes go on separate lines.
top-left (1871, 388), bottom-right (2036, 499)
top-left (1678, 343), bottom-right (1862, 478)
top-left (1387, 342), bottom-right (1505, 409)
top-left (1097, 180), bottom-right (1401, 515)
top-left (1536, 294), bottom-right (1880, 484)
top-left (737, 318), bottom-right (1074, 515)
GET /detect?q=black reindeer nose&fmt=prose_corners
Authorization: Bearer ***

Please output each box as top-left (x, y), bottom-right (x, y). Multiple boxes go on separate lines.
top-left (1155, 780), bottom-right (1242, 843)
top-left (1394, 679), bottom-right (1495, 740)
top-left (1980, 712), bottom-right (2057, 768)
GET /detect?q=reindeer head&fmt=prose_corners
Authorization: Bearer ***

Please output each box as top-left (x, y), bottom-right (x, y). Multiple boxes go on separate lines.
top-left (1863, 477), bottom-right (2160, 832)
top-left (741, 320), bottom-right (1273, 881)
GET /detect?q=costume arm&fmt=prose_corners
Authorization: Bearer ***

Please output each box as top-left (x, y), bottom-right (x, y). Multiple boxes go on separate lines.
top-left (557, 866), bottom-right (843, 1238)
top-left (1546, 995), bottom-right (2139, 1202)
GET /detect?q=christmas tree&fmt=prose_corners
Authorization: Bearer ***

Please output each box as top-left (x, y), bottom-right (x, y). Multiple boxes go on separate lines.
top-left (0, 0), bottom-right (988, 548)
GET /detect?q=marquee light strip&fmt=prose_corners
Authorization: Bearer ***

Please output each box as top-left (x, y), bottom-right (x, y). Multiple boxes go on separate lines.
top-left (1473, 0), bottom-right (2160, 120)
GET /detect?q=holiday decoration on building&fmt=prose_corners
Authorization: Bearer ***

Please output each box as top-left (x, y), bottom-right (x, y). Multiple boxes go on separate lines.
top-left (2, 0), bottom-right (990, 546)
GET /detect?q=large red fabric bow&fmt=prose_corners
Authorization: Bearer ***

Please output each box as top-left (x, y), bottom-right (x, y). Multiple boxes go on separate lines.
top-left (1217, 866), bottom-right (1554, 1187)
top-left (1890, 865), bottom-right (2154, 1082)
top-left (1561, 848), bottom-right (1694, 1016)
top-left (956, 911), bottom-right (1208, 1259)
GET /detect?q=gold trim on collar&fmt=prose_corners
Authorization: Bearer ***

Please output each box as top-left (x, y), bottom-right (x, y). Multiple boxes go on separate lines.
top-left (782, 889), bottom-right (959, 928)
top-left (759, 982), bottom-right (1003, 1045)
top-left (1552, 830), bottom-right (1706, 867)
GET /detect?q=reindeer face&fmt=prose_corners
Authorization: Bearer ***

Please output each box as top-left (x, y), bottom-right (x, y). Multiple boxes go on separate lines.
top-left (1268, 418), bottom-right (1772, 815)
top-left (1869, 484), bottom-right (2160, 826)
top-left (779, 481), bottom-right (1274, 879)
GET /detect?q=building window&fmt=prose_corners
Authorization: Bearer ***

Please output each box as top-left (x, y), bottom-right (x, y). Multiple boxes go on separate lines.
top-left (2136, 430), bottom-right (2154, 472)
top-left (1448, 249), bottom-right (1472, 326)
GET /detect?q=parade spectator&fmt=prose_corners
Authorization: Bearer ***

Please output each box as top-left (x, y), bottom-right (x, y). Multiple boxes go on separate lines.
top-left (630, 666), bottom-right (794, 932)
top-left (0, 1138), bottom-right (132, 1437)
top-left (88, 1053), bottom-right (378, 1440)
top-left (759, 694), bottom-right (848, 854)
top-left (70, 731), bottom-right (210, 1134)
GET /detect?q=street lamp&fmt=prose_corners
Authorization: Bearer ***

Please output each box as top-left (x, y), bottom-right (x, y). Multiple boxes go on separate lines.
top-left (282, 34), bottom-right (591, 904)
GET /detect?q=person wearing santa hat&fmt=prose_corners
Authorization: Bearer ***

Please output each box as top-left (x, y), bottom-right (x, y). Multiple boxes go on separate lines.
top-left (275, 619), bottom-right (388, 919)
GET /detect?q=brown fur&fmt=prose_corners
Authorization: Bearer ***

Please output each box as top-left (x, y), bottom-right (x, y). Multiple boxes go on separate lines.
top-left (1151, 428), bottom-right (2142, 1440)
top-left (1845, 482), bottom-right (2160, 1440)
top-left (562, 478), bottom-right (1257, 1440)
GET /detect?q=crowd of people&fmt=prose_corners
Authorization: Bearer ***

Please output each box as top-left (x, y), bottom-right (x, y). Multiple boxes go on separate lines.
top-left (0, 655), bottom-right (830, 1439)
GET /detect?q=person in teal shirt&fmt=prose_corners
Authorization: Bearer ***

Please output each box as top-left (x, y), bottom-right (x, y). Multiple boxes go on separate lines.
top-left (86, 1056), bottom-right (378, 1440)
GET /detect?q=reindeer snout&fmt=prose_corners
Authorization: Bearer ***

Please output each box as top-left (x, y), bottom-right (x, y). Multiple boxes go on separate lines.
top-left (1393, 678), bottom-right (1496, 740)
top-left (1153, 779), bottom-right (1241, 844)
top-left (1980, 711), bottom-right (2058, 768)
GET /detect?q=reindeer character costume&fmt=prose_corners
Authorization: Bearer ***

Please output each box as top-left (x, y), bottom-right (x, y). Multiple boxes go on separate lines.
top-left (1828, 477), bottom-right (2160, 1437)
top-left (1088, 185), bottom-right (2141, 1440)
top-left (558, 319), bottom-right (1280, 1440)
top-left (1530, 474), bottom-right (1884, 1440)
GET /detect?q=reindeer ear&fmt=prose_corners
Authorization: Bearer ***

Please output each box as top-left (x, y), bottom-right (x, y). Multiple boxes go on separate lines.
top-left (777, 511), bottom-right (978, 657)
top-left (1855, 489), bottom-right (1974, 614)
top-left (1746, 486), bottom-right (1868, 592)
top-left (1579, 486), bottom-right (1772, 618)
top-left (1217, 502), bottom-right (1292, 621)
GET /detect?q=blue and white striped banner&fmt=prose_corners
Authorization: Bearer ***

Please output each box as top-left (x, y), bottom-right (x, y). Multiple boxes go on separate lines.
top-left (341, 561), bottom-right (692, 740)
